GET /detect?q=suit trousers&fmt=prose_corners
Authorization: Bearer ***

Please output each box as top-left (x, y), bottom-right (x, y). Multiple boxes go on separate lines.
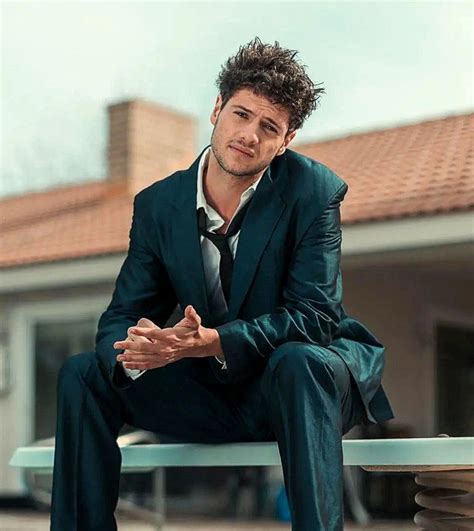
top-left (50, 341), bottom-right (366, 531)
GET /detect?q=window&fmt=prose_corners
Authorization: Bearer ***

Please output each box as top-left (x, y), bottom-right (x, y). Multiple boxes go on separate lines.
top-left (34, 319), bottom-right (96, 440)
top-left (436, 323), bottom-right (474, 436)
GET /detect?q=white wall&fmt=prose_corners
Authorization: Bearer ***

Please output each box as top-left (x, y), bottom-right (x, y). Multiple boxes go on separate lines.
top-left (0, 284), bottom-right (112, 494)
top-left (342, 261), bottom-right (473, 437)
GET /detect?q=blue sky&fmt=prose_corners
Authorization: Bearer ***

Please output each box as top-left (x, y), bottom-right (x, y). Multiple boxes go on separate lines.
top-left (1, 0), bottom-right (472, 197)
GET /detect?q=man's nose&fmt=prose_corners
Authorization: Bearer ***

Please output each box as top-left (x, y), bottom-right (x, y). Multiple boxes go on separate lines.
top-left (239, 122), bottom-right (260, 145)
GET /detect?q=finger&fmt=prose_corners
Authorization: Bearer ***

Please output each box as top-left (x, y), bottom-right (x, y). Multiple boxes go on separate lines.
top-left (129, 334), bottom-right (153, 344)
top-left (128, 327), bottom-right (177, 342)
top-left (117, 349), bottom-right (173, 364)
top-left (128, 329), bottom-right (153, 343)
top-left (114, 340), bottom-right (164, 353)
top-left (174, 315), bottom-right (200, 330)
top-left (120, 348), bottom-right (170, 358)
top-left (185, 305), bottom-right (201, 327)
top-left (116, 338), bottom-right (178, 353)
top-left (122, 361), bottom-right (169, 370)
top-left (119, 351), bottom-right (178, 363)
top-left (127, 327), bottom-right (158, 341)
top-left (137, 317), bottom-right (160, 329)
top-left (119, 348), bottom-right (150, 359)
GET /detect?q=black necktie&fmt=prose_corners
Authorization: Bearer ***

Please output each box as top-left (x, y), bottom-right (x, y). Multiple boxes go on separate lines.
top-left (197, 200), bottom-right (252, 306)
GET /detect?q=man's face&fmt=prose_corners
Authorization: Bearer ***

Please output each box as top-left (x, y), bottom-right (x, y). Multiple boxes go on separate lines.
top-left (209, 88), bottom-right (297, 179)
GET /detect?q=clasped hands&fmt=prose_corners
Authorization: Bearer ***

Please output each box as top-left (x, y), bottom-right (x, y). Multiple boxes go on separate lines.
top-left (113, 305), bottom-right (223, 371)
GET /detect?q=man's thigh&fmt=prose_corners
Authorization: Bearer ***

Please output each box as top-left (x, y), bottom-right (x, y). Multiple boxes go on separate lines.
top-left (236, 343), bottom-right (366, 441)
top-left (115, 357), bottom-right (256, 444)
top-left (113, 346), bottom-right (364, 444)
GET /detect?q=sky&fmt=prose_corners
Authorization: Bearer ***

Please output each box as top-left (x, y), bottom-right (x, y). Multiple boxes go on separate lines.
top-left (1, 0), bottom-right (472, 198)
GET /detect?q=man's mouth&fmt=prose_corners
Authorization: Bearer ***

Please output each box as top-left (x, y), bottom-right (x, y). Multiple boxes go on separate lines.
top-left (230, 145), bottom-right (254, 157)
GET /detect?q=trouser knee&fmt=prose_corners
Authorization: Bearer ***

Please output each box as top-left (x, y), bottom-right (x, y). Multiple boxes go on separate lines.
top-left (266, 341), bottom-right (345, 396)
top-left (58, 352), bottom-right (96, 385)
top-left (56, 351), bottom-right (125, 432)
top-left (57, 351), bottom-right (98, 394)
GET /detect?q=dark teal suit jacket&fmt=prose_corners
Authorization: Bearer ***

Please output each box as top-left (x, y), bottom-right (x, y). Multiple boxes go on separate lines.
top-left (96, 145), bottom-right (395, 425)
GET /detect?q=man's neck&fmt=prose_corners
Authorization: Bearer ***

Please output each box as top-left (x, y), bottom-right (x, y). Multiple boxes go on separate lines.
top-left (203, 149), bottom-right (263, 222)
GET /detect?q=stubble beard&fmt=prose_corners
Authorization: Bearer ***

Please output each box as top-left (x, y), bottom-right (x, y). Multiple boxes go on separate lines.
top-left (210, 127), bottom-right (271, 180)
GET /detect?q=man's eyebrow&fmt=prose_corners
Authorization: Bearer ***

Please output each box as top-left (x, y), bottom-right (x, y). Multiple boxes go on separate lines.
top-left (233, 104), bottom-right (282, 131)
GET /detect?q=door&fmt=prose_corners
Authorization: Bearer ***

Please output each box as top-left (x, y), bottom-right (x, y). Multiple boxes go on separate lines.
top-left (436, 323), bottom-right (474, 436)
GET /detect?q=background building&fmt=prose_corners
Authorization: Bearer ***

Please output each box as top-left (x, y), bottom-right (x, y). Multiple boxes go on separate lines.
top-left (0, 101), bottom-right (472, 517)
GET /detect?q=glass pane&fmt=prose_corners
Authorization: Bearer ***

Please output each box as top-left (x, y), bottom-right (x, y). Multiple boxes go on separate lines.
top-left (34, 319), bottom-right (96, 440)
top-left (436, 323), bottom-right (474, 436)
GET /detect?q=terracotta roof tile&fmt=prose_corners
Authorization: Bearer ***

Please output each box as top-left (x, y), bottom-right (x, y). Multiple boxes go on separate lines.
top-left (295, 112), bottom-right (473, 224)
top-left (1, 111), bottom-right (472, 268)
top-left (0, 191), bottom-right (132, 267)
top-left (1, 181), bottom-right (125, 231)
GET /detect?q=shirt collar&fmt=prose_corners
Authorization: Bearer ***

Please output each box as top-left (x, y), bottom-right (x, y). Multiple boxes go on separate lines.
top-left (196, 145), bottom-right (263, 221)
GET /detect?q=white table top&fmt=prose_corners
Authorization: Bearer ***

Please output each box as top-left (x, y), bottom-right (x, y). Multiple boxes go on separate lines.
top-left (9, 437), bottom-right (474, 470)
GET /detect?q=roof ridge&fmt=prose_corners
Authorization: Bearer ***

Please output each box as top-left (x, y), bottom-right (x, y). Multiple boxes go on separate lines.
top-left (0, 179), bottom-right (110, 203)
top-left (1, 181), bottom-right (129, 230)
top-left (0, 196), bottom-right (108, 232)
top-left (296, 109), bottom-right (474, 146)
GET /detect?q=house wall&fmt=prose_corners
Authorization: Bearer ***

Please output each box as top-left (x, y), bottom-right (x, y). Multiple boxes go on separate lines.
top-left (342, 262), bottom-right (473, 438)
top-left (0, 262), bottom-right (472, 494)
top-left (0, 284), bottom-right (113, 494)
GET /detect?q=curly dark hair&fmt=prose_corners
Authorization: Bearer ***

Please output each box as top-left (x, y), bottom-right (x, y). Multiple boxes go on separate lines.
top-left (216, 37), bottom-right (325, 134)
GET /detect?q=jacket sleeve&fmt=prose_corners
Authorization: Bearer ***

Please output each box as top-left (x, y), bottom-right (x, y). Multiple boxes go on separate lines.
top-left (95, 192), bottom-right (178, 389)
top-left (214, 182), bottom-right (348, 383)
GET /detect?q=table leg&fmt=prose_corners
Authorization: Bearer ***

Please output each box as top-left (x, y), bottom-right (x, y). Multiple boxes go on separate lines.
top-left (153, 467), bottom-right (166, 531)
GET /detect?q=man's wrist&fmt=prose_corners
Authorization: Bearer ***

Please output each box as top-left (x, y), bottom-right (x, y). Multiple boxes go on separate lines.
top-left (203, 327), bottom-right (225, 359)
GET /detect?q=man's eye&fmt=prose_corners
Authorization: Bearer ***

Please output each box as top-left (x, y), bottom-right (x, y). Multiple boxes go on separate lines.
top-left (235, 111), bottom-right (247, 118)
top-left (264, 124), bottom-right (277, 132)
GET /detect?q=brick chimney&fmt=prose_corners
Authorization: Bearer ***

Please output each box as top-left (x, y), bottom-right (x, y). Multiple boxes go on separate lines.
top-left (106, 99), bottom-right (197, 195)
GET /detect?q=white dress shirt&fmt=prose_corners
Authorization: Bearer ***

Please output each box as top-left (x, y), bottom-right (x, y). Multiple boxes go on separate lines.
top-left (122, 145), bottom-right (263, 379)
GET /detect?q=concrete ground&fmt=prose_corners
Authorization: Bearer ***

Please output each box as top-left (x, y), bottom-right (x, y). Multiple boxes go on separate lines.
top-left (0, 511), bottom-right (417, 530)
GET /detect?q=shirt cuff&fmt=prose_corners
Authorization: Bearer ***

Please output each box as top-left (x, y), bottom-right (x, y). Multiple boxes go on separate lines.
top-left (122, 364), bottom-right (148, 380)
top-left (214, 355), bottom-right (227, 370)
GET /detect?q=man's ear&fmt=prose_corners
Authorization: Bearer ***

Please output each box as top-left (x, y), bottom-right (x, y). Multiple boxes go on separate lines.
top-left (278, 130), bottom-right (297, 155)
top-left (210, 94), bottom-right (223, 126)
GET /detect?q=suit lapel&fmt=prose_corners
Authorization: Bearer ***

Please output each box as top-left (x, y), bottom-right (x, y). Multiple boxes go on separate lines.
top-left (170, 147), bottom-right (211, 322)
top-left (227, 164), bottom-right (286, 320)
top-left (170, 146), bottom-right (287, 324)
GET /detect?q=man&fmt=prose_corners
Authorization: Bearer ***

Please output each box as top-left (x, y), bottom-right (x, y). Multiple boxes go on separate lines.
top-left (51, 37), bottom-right (394, 530)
